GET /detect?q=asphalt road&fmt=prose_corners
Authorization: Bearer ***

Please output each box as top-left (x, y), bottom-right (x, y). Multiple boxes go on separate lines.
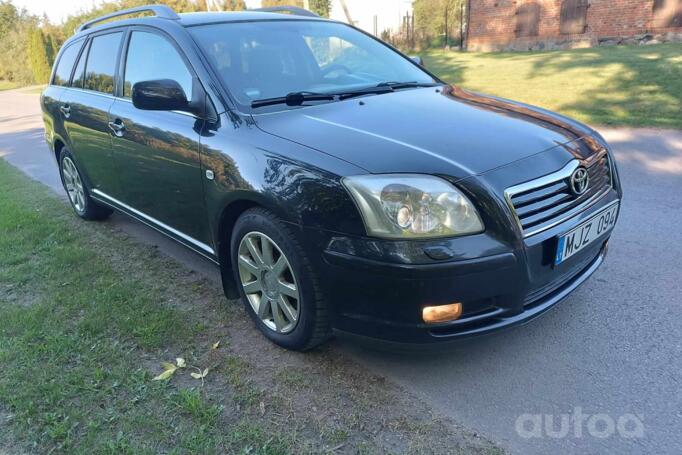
top-left (1, 89), bottom-right (680, 454)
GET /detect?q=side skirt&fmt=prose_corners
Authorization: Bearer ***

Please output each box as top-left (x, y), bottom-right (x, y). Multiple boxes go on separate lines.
top-left (91, 189), bottom-right (220, 266)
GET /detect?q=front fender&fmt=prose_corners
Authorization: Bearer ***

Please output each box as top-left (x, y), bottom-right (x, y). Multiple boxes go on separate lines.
top-left (200, 113), bottom-right (368, 252)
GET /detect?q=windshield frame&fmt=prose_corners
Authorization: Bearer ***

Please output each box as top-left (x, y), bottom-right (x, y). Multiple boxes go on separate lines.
top-left (186, 18), bottom-right (445, 115)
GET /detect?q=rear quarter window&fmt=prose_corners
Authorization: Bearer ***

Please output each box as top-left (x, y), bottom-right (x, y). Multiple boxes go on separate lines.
top-left (52, 41), bottom-right (84, 86)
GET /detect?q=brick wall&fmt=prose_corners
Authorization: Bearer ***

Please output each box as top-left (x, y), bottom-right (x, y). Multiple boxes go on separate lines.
top-left (466, 0), bottom-right (682, 51)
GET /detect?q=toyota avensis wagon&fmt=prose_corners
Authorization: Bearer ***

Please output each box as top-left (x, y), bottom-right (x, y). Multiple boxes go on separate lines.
top-left (41, 5), bottom-right (622, 350)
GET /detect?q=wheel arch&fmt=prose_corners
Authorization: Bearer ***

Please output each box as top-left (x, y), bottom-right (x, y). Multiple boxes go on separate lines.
top-left (214, 193), bottom-right (291, 299)
top-left (53, 137), bottom-right (66, 164)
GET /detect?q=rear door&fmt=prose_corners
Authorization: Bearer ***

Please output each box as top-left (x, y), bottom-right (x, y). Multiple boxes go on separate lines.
top-left (107, 28), bottom-right (210, 250)
top-left (60, 30), bottom-right (124, 196)
top-left (42, 38), bottom-right (85, 159)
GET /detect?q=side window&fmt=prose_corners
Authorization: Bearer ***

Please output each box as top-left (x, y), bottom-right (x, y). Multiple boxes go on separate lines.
top-left (71, 40), bottom-right (90, 89)
top-left (84, 32), bottom-right (123, 95)
top-left (52, 41), bottom-right (83, 86)
top-left (123, 31), bottom-right (193, 99)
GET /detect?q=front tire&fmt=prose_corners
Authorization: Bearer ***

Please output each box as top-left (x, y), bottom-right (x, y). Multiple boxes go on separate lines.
top-left (231, 208), bottom-right (330, 351)
top-left (59, 147), bottom-right (112, 221)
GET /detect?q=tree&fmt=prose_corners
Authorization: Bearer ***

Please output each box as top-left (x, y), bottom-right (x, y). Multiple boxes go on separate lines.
top-left (261, 0), bottom-right (304, 8)
top-left (309, 0), bottom-right (331, 17)
top-left (413, 0), bottom-right (465, 49)
top-left (0, 0), bottom-right (18, 42)
top-left (28, 27), bottom-right (53, 84)
top-left (0, 2), bottom-right (38, 84)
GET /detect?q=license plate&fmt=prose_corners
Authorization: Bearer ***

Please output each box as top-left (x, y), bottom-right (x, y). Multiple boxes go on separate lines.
top-left (555, 202), bottom-right (619, 265)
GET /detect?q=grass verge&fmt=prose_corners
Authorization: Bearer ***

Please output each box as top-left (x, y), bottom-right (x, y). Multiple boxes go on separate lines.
top-left (0, 160), bottom-right (502, 454)
top-left (425, 43), bottom-right (682, 129)
top-left (0, 80), bottom-right (21, 91)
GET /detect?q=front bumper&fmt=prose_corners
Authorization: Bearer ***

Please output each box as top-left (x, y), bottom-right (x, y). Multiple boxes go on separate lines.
top-left (299, 190), bottom-right (620, 344)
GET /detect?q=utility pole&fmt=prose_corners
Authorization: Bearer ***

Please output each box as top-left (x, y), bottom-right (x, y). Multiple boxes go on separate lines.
top-left (339, 0), bottom-right (353, 24)
top-left (206, 0), bottom-right (223, 11)
top-left (444, 5), bottom-right (449, 49)
top-left (464, 0), bottom-right (472, 51)
top-left (459, 2), bottom-right (465, 50)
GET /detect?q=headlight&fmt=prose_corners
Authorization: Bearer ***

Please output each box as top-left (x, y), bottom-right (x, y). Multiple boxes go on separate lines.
top-left (343, 174), bottom-right (484, 239)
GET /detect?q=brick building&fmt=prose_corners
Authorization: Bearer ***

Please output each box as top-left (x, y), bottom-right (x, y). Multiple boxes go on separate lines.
top-left (465, 0), bottom-right (682, 51)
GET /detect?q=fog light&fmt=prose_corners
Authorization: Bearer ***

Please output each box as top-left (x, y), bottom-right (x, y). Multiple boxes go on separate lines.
top-left (422, 303), bottom-right (462, 323)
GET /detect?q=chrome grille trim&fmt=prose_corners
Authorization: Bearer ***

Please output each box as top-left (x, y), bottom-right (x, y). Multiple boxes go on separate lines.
top-left (505, 150), bottom-right (612, 238)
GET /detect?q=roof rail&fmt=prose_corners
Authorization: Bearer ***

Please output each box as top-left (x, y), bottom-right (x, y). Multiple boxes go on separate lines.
top-left (76, 5), bottom-right (180, 33)
top-left (250, 6), bottom-right (320, 18)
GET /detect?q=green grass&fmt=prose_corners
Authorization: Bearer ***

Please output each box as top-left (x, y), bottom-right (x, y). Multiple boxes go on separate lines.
top-left (0, 80), bottom-right (21, 91)
top-left (424, 43), bottom-right (682, 129)
top-left (0, 160), bottom-right (501, 454)
top-left (21, 85), bottom-right (47, 94)
top-left (0, 162), bottom-right (303, 454)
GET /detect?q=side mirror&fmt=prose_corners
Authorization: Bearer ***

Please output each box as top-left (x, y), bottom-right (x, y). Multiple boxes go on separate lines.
top-left (132, 79), bottom-right (189, 112)
top-left (410, 55), bottom-right (424, 66)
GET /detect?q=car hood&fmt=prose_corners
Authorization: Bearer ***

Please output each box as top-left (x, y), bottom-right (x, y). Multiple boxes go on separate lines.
top-left (254, 85), bottom-right (603, 179)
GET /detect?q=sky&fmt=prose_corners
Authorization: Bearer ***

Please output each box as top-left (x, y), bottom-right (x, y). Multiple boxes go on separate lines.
top-left (10, 0), bottom-right (411, 33)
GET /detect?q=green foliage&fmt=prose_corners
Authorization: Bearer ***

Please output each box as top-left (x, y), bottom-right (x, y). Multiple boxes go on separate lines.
top-left (261, 0), bottom-right (303, 7)
top-left (0, 1), bottom-right (36, 84)
top-left (414, 0), bottom-right (465, 48)
top-left (27, 27), bottom-right (53, 84)
top-left (0, 0), bottom-right (18, 41)
top-left (216, 0), bottom-right (247, 10)
top-left (308, 0), bottom-right (331, 17)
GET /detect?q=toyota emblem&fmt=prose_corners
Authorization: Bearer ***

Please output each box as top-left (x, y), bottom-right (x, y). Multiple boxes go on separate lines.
top-left (570, 167), bottom-right (589, 196)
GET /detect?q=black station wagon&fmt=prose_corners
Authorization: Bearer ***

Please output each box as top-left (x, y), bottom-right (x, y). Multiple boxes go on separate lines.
top-left (41, 5), bottom-right (622, 350)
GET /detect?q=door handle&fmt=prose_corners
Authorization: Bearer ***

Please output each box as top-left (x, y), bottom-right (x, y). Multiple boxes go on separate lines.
top-left (108, 119), bottom-right (126, 137)
top-left (59, 104), bottom-right (71, 118)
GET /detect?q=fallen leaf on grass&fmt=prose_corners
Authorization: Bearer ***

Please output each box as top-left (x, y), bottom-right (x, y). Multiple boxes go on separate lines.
top-left (190, 368), bottom-right (209, 380)
top-left (153, 364), bottom-right (178, 381)
top-left (152, 359), bottom-right (186, 381)
top-left (212, 341), bottom-right (221, 350)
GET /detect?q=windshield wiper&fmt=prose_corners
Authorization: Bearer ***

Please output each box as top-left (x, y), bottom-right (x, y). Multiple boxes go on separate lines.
top-left (333, 86), bottom-right (395, 100)
top-left (376, 81), bottom-right (441, 90)
top-left (250, 82), bottom-right (433, 109)
top-left (251, 91), bottom-right (336, 108)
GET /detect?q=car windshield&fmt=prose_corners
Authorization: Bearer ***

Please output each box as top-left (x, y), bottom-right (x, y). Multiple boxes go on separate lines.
top-left (189, 19), bottom-right (437, 110)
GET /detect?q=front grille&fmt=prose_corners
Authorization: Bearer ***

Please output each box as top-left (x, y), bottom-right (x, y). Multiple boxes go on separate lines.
top-left (506, 152), bottom-right (612, 237)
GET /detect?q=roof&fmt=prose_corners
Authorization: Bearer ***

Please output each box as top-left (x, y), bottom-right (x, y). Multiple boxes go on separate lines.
top-left (178, 11), bottom-right (329, 27)
top-left (66, 8), bottom-right (331, 45)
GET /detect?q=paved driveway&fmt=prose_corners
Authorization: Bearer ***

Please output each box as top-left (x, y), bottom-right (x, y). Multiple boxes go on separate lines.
top-left (1, 89), bottom-right (680, 454)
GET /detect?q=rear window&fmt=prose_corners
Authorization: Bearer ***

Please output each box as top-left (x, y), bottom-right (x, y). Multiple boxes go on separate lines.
top-left (84, 32), bottom-right (123, 95)
top-left (52, 41), bottom-right (83, 86)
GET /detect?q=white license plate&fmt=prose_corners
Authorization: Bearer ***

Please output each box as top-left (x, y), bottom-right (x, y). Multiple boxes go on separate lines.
top-left (555, 202), bottom-right (619, 265)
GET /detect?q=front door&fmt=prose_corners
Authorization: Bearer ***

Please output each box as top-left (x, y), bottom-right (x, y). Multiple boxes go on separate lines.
top-left (108, 29), bottom-right (211, 252)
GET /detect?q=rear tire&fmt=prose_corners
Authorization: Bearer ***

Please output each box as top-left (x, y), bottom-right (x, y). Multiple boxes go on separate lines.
top-left (58, 147), bottom-right (113, 221)
top-left (230, 208), bottom-right (331, 351)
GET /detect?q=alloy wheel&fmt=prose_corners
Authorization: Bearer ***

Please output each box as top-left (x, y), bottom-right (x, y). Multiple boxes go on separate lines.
top-left (237, 231), bottom-right (300, 334)
top-left (62, 156), bottom-right (86, 213)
